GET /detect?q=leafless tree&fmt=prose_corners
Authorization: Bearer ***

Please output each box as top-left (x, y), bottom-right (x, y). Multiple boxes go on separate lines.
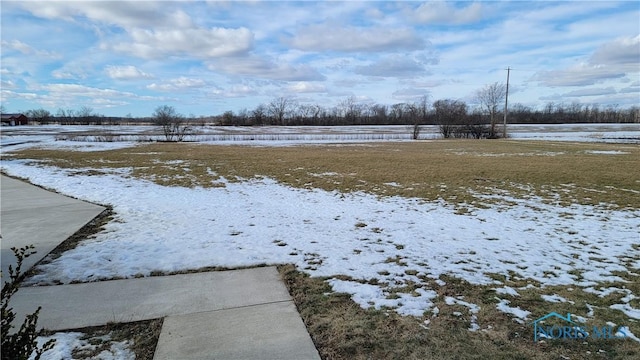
top-left (25, 108), bottom-right (52, 124)
top-left (267, 97), bottom-right (293, 125)
top-left (251, 104), bottom-right (267, 125)
top-left (338, 96), bottom-right (362, 124)
top-left (152, 105), bottom-right (191, 141)
top-left (433, 99), bottom-right (467, 138)
top-left (409, 95), bottom-right (429, 140)
top-left (476, 82), bottom-right (506, 138)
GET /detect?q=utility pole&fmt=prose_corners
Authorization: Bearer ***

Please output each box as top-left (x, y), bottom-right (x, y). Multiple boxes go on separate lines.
top-left (503, 67), bottom-right (510, 138)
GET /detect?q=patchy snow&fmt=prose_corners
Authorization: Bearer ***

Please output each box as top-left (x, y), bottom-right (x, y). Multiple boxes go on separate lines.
top-left (445, 297), bottom-right (480, 314)
top-left (383, 182), bottom-right (402, 187)
top-left (495, 286), bottom-right (520, 297)
top-left (1, 125), bottom-right (639, 319)
top-left (445, 297), bottom-right (481, 331)
top-left (2, 123), bottom-right (639, 149)
top-left (1, 158), bottom-right (639, 319)
top-left (610, 303), bottom-right (640, 320)
top-left (31, 332), bottom-right (133, 360)
top-left (496, 299), bottom-right (531, 322)
top-left (329, 279), bottom-right (436, 316)
top-left (618, 326), bottom-right (640, 343)
top-left (541, 294), bottom-right (572, 303)
top-left (584, 150), bottom-right (630, 155)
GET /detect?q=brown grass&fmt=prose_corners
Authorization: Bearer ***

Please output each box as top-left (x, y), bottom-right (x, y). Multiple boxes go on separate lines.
top-left (280, 265), bottom-right (640, 360)
top-left (40, 319), bottom-right (163, 360)
top-left (5, 140), bottom-right (639, 359)
top-left (4, 140), bottom-right (640, 208)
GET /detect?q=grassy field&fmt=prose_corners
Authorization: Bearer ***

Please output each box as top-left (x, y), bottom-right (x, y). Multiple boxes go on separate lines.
top-left (7, 140), bottom-right (640, 208)
top-left (4, 139), bottom-right (640, 359)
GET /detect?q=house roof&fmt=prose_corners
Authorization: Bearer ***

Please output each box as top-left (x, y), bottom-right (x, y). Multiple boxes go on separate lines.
top-left (1, 113), bottom-right (27, 119)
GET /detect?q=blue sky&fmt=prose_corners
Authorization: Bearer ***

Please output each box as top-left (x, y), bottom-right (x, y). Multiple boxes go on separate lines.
top-left (1, 1), bottom-right (639, 117)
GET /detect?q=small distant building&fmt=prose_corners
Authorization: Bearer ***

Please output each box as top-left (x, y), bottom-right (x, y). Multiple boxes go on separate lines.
top-left (1, 113), bottom-right (29, 126)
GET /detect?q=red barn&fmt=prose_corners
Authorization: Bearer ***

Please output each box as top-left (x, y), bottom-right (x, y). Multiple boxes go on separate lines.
top-left (1, 113), bottom-right (29, 126)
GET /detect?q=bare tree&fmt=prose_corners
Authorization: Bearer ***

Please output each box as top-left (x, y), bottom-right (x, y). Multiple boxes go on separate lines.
top-left (25, 108), bottom-right (52, 124)
top-left (251, 104), bottom-right (267, 126)
top-left (267, 97), bottom-right (293, 125)
top-left (410, 95), bottom-right (429, 140)
top-left (370, 104), bottom-right (388, 124)
top-left (433, 99), bottom-right (467, 138)
top-left (152, 105), bottom-right (191, 141)
top-left (338, 96), bottom-right (362, 124)
top-left (476, 82), bottom-right (506, 138)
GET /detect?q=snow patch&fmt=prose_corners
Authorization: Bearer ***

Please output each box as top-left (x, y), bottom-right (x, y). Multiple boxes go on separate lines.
top-left (31, 332), bottom-right (133, 360)
top-left (496, 299), bottom-right (530, 321)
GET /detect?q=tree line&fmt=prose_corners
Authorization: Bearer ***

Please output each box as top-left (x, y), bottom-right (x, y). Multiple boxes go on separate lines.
top-left (6, 89), bottom-right (639, 133)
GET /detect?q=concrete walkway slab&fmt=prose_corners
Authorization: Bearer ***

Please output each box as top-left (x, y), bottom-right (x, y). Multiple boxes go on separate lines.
top-left (1, 175), bottom-right (105, 277)
top-left (154, 301), bottom-right (321, 360)
top-left (11, 267), bottom-right (291, 331)
top-left (3, 175), bottom-right (321, 359)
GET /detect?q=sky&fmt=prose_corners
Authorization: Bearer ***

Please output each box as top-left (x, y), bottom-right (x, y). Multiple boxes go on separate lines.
top-left (1, 0), bottom-right (639, 117)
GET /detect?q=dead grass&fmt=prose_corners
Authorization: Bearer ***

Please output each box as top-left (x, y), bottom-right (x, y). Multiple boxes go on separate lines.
top-left (280, 265), bottom-right (640, 360)
top-left (4, 140), bottom-right (639, 359)
top-left (4, 140), bottom-right (640, 208)
top-left (40, 318), bottom-right (163, 360)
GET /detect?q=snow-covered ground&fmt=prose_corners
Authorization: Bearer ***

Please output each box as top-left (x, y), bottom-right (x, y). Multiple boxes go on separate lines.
top-left (2, 123), bottom-right (639, 148)
top-left (1, 124), bottom-right (639, 325)
top-left (30, 332), bottom-right (133, 360)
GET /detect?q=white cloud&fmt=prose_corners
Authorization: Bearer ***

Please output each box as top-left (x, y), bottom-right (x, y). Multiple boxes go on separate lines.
top-left (7, 83), bottom-right (165, 110)
top-left (16, 1), bottom-right (253, 60)
top-left (111, 27), bottom-right (253, 60)
top-left (535, 35), bottom-right (639, 87)
top-left (288, 23), bottom-right (425, 52)
top-left (561, 87), bottom-right (617, 97)
top-left (147, 77), bottom-right (206, 92)
top-left (1, 89), bottom-right (38, 102)
top-left (411, 2), bottom-right (483, 25)
top-left (209, 56), bottom-right (325, 81)
top-left (0, 80), bottom-right (17, 89)
top-left (17, 1), bottom-right (191, 30)
top-left (0, 40), bottom-right (60, 59)
top-left (211, 85), bottom-right (259, 98)
top-left (354, 55), bottom-right (433, 78)
top-left (51, 70), bottom-right (80, 80)
top-left (535, 63), bottom-right (626, 87)
top-left (354, 52), bottom-right (439, 78)
top-left (286, 82), bottom-right (327, 93)
top-left (392, 88), bottom-right (431, 102)
top-left (41, 83), bottom-right (135, 98)
top-left (105, 65), bottom-right (153, 80)
top-left (590, 35), bottom-right (640, 66)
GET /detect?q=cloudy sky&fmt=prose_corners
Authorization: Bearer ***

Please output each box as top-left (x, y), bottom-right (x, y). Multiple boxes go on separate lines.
top-left (1, 1), bottom-right (638, 117)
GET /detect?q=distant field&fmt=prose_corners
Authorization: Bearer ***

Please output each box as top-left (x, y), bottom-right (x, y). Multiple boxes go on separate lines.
top-left (2, 136), bottom-right (639, 359)
top-left (2, 123), bottom-right (640, 145)
top-left (7, 140), bottom-right (640, 208)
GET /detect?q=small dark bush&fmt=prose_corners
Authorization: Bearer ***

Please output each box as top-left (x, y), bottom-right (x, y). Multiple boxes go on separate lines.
top-left (2, 245), bottom-right (55, 360)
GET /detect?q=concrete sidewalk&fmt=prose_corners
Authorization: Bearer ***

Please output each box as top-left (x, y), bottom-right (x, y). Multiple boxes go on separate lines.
top-left (2, 175), bottom-right (321, 359)
top-left (12, 268), bottom-right (320, 360)
top-left (1, 175), bottom-right (106, 277)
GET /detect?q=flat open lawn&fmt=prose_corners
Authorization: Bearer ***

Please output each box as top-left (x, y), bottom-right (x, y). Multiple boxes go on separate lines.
top-left (7, 140), bottom-right (640, 208)
top-left (3, 139), bottom-right (639, 359)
